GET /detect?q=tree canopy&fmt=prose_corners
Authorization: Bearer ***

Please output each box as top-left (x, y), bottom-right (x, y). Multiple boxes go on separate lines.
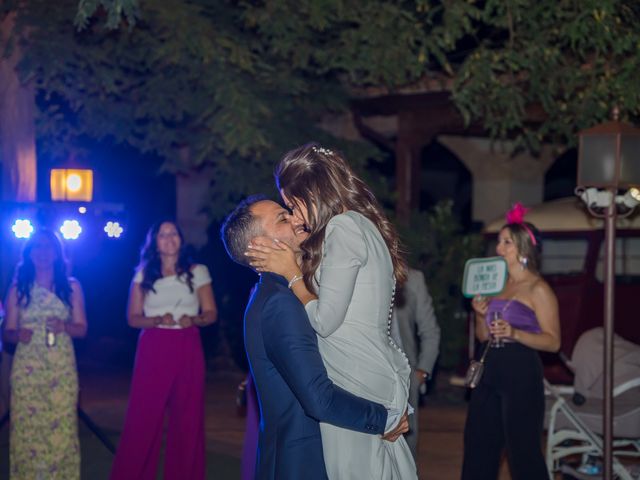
top-left (3, 0), bottom-right (640, 215)
top-left (4, 0), bottom-right (385, 216)
top-left (237, 0), bottom-right (640, 152)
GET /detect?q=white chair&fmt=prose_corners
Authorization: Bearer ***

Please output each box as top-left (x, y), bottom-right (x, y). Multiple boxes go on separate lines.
top-left (545, 381), bottom-right (640, 479)
top-left (545, 328), bottom-right (640, 479)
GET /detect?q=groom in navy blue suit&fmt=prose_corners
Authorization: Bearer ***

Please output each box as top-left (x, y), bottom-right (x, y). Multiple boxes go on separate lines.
top-left (221, 196), bottom-right (406, 480)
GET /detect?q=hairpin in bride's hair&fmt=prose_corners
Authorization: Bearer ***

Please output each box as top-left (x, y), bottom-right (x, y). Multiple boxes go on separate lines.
top-left (505, 202), bottom-right (537, 246)
top-left (311, 145), bottom-right (334, 156)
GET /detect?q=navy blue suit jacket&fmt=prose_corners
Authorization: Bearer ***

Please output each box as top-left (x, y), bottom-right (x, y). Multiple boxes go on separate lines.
top-left (244, 273), bottom-right (388, 480)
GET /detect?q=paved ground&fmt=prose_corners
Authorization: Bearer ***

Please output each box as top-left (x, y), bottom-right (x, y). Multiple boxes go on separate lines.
top-left (79, 361), bottom-right (505, 479)
top-left (0, 356), bottom-right (545, 480)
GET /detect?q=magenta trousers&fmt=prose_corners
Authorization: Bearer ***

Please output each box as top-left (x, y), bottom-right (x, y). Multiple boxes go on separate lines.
top-left (110, 326), bottom-right (205, 480)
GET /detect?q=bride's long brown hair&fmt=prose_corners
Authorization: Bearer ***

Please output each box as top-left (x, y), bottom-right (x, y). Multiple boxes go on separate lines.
top-left (275, 143), bottom-right (407, 293)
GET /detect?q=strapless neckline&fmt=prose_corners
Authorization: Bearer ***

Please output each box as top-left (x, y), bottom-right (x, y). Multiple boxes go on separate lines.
top-left (491, 298), bottom-right (535, 314)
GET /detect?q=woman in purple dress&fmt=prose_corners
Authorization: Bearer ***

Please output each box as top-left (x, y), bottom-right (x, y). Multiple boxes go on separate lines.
top-left (462, 204), bottom-right (561, 480)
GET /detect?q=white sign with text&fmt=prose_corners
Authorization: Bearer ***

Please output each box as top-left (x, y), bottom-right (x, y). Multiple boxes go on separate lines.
top-left (462, 257), bottom-right (507, 298)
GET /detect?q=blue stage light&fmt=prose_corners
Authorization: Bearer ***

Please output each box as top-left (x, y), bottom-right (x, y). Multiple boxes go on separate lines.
top-left (104, 221), bottom-right (123, 238)
top-left (60, 220), bottom-right (82, 240)
top-left (12, 219), bottom-right (34, 239)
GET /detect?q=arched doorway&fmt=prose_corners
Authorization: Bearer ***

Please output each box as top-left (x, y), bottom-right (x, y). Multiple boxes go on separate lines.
top-left (545, 147), bottom-right (577, 201)
top-left (420, 140), bottom-right (473, 228)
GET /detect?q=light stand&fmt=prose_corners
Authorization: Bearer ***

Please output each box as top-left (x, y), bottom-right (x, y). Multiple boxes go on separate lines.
top-left (576, 108), bottom-right (640, 479)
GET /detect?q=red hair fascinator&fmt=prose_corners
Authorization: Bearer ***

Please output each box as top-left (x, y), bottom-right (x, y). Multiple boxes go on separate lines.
top-left (505, 202), bottom-right (529, 224)
top-left (505, 202), bottom-right (537, 246)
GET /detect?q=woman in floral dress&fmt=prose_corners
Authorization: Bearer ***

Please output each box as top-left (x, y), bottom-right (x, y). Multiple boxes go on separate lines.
top-left (3, 230), bottom-right (88, 480)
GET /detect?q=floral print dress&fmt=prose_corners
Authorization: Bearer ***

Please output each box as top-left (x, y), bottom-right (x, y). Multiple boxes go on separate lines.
top-left (10, 284), bottom-right (80, 480)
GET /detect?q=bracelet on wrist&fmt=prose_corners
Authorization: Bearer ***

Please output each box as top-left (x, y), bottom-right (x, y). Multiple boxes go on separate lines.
top-left (288, 274), bottom-right (303, 289)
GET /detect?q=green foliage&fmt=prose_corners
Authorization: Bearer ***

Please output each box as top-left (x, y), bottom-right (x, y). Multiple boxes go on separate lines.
top-left (450, 0), bottom-right (640, 152)
top-left (4, 0), bottom-right (386, 217)
top-left (241, 0), bottom-right (640, 152)
top-left (4, 0), bottom-right (640, 219)
top-left (398, 201), bottom-right (483, 369)
top-left (240, 0), bottom-right (478, 87)
top-left (75, 0), bottom-right (139, 30)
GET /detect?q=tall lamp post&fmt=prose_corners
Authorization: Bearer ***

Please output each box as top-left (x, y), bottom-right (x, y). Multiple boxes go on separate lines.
top-left (575, 108), bottom-right (640, 480)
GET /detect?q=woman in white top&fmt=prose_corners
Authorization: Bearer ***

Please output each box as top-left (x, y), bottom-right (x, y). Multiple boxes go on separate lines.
top-left (110, 221), bottom-right (217, 480)
top-left (247, 143), bottom-right (417, 479)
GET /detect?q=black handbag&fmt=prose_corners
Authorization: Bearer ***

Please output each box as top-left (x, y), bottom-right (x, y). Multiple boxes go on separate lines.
top-left (464, 341), bottom-right (491, 389)
top-left (236, 379), bottom-right (248, 417)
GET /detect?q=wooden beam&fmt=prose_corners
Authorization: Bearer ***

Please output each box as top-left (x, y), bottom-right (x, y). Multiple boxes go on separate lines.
top-left (395, 111), bottom-right (431, 223)
top-left (352, 90), bottom-right (545, 137)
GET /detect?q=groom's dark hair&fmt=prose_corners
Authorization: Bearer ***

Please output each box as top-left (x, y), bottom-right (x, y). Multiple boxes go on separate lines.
top-left (220, 194), bottom-right (268, 268)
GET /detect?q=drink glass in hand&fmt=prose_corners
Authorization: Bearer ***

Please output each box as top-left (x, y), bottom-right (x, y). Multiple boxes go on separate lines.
top-left (46, 326), bottom-right (56, 347)
top-left (490, 311), bottom-right (504, 348)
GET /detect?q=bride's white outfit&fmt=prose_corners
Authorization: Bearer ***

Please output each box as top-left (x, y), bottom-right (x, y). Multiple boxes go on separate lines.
top-left (305, 211), bottom-right (417, 479)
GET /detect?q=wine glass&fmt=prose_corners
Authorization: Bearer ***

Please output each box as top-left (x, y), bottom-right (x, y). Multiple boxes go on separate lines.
top-left (490, 311), bottom-right (504, 348)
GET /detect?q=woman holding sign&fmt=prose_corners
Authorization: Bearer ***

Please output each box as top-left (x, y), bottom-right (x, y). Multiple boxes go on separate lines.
top-left (462, 203), bottom-right (560, 480)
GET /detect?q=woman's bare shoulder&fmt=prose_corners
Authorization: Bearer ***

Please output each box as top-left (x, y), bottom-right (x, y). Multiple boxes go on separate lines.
top-left (529, 277), bottom-right (557, 305)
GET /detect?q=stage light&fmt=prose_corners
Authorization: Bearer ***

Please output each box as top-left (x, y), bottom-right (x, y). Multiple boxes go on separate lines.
top-left (12, 219), bottom-right (34, 239)
top-left (78, 206), bottom-right (87, 214)
top-left (59, 220), bottom-right (82, 240)
top-left (67, 174), bottom-right (82, 192)
top-left (104, 221), bottom-right (123, 238)
top-left (617, 189), bottom-right (640, 209)
top-left (50, 169), bottom-right (93, 202)
top-left (576, 187), bottom-right (612, 208)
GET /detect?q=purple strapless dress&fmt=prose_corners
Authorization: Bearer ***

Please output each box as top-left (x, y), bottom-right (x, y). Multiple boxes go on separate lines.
top-left (486, 298), bottom-right (542, 334)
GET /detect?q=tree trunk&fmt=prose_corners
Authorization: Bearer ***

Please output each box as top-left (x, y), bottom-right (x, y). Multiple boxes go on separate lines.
top-left (0, 11), bottom-right (37, 202)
